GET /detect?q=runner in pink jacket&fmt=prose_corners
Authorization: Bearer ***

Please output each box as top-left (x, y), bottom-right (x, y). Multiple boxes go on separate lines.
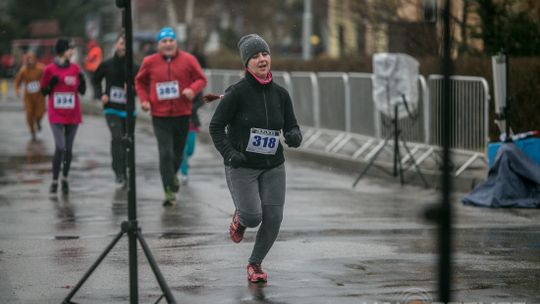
top-left (40, 38), bottom-right (87, 195)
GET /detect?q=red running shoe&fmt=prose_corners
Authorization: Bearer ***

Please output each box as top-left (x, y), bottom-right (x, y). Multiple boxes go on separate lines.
top-left (229, 209), bottom-right (246, 243)
top-left (247, 263), bottom-right (268, 283)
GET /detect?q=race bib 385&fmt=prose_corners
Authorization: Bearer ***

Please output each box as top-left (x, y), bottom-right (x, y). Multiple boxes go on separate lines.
top-left (156, 81), bottom-right (180, 101)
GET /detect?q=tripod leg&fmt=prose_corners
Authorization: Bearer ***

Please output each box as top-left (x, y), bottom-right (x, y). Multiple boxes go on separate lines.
top-left (352, 132), bottom-right (393, 187)
top-left (395, 131), bottom-right (404, 185)
top-left (136, 230), bottom-right (177, 304)
top-left (128, 223), bottom-right (138, 304)
top-left (63, 230), bottom-right (125, 304)
top-left (401, 140), bottom-right (429, 188)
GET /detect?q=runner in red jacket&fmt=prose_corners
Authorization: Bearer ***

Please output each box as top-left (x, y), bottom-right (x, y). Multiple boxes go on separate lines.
top-left (135, 27), bottom-right (207, 206)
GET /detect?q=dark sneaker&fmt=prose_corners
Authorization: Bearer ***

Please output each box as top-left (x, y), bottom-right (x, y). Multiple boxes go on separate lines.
top-left (229, 209), bottom-right (246, 243)
top-left (162, 199), bottom-right (176, 207)
top-left (49, 182), bottom-right (58, 194)
top-left (61, 180), bottom-right (69, 195)
top-left (172, 175), bottom-right (180, 192)
top-left (247, 263), bottom-right (268, 283)
top-left (162, 189), bottom-right (176, 207)
top-left (115, 175), bottom-right (126, 189)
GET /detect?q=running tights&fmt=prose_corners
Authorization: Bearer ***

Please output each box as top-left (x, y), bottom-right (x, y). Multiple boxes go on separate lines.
top-left (50, 123), bottom-right (78, 180)
top-left (225, 163), bottom-right (286, 264)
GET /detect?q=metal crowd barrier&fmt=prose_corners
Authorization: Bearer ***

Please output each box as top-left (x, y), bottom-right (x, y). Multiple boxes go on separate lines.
top-left (201, 69), bottom-right (490, 177)
top-left (427, 75), bottom-right (490, 175)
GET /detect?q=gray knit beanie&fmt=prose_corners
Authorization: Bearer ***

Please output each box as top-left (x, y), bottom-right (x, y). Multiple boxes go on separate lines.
top-left (237, 34), bottom-right (270, 67)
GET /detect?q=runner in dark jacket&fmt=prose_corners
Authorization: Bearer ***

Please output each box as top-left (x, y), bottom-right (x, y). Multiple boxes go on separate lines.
top-left (94, 32), bottom-right (139, 187)
top-left (209, 34), bottom-right (302, 283)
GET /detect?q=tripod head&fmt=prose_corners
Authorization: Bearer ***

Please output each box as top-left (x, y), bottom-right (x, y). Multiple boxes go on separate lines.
top-left (492, 50), bottom-right (513, 142)
top-left (372, 53), bottom-right (420, 120)
top-left (115, 0), bottom-right (127, 8)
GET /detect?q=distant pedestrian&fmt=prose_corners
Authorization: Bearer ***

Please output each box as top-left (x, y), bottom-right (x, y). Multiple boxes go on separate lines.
top-left (84, 39), bottom-right (103, 100)
top-left (179, 96), bottom-right (203, 185)
top-left (40, 38), bottom-right (87, 195)
top-left (94, 32), bottom-right (139, 188)
top-left (14, 51), bottom-right (46, 141)
top-left (135, 27), bottom-right (207, 206)
top-left (209, 34), bottom-right (302, 283)
top-left (179, 44), bottom-right (207, 184)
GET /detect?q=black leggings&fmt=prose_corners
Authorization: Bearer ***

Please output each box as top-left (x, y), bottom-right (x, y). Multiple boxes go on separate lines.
top-left (152, 116), bottom-right (190, 191)
top-left (50, 124), bottom-right (79, 180)
top-left (105, 114), bottom-right (128, 179)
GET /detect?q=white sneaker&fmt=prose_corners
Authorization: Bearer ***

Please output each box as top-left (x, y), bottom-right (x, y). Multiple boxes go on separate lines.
top-left (181, 175), bottom-right (189, 185)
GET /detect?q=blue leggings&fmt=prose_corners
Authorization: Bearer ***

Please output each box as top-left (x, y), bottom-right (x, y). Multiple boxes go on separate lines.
top-left (180, 131), bottom-right (197, 176)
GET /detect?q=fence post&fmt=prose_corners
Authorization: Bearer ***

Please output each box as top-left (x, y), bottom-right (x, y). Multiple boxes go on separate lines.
top-left (343, 73), bottom-right (351, 133)
top-left (419, 75), bottom-right (430, 144)
top-left (310, 72), bottom-right (320, 129)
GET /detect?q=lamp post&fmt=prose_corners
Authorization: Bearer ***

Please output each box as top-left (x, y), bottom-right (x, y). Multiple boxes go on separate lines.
top-left (302, 0), bottom-right (313, 60)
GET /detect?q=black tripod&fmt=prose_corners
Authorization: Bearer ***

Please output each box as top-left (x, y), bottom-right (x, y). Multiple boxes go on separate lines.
top-left (352, 102), bottom-right (428, 188)
top-left (63, 1), bottom-right (176, 303)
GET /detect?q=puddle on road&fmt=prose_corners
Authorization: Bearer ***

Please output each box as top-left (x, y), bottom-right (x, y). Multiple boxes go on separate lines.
top-left (0, 140), bottom-right (52, 168)
top-left (160, 232), bottom-right (192, 239)
top-left (0, 140), bottom-right (52, 185)
top-left (54, 235), bottom-right (80, 240)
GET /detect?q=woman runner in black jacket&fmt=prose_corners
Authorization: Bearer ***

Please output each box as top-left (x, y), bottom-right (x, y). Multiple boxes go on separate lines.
top-left (94, 32), bottom-right (139, 187)
top-left (209, 34), bottom-right (302, 283)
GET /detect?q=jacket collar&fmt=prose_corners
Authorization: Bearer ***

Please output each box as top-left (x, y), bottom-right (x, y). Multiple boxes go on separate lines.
top-left (54, 57), bottom-right (70, 68)
top-left (113, 52), bottom-right (126, 63)
top-left (245, 70), bottom-right (273, 89)
top-left (161, 50), bottom-right (179, 61)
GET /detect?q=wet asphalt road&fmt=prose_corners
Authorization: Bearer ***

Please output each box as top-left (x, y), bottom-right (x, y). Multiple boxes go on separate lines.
top-left (0, 100), bottom-right (539, 304)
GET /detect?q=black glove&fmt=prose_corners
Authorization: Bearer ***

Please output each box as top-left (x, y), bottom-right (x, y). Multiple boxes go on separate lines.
top-left (41, 76), bottom-right (59, 96)
top-left (228, 151), bottom-right (247, 168)
top-left (49, 76), bottom-right (59, 87)
top-left (77, 73), bottom-right (86, 95)
top-left (284, 127), bottom-right (302, 148)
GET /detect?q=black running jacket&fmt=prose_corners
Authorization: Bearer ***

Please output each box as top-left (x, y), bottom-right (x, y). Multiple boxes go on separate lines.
top-left (209, 71), bottom-right (300, 169)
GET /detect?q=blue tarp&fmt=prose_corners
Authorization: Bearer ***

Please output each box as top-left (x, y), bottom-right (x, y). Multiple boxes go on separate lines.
top-left (463, 143), bottom-right (540, 208)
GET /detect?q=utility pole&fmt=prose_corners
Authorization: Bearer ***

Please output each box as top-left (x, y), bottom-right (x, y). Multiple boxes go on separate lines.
top-left (185, 0), bottom-right (194, 44)
top-left (164, 0), bottom-right (178, 28)
top-left (185, 0), bottom-right (194, 27)
top-left (302, 0), bottom-right (313, 60)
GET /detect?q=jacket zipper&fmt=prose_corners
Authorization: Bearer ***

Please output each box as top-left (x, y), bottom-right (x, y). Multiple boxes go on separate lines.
top-left (263, 87), bottom-right (269, 128)
top-left (167, 57), bottom-right (172, 116)
top-left (262, 86), bottom-right (271, 166)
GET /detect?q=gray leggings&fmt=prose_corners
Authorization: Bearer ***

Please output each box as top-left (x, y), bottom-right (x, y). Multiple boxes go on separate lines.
top-left (50, 123), bottom-right (79, 180)
top-left (225, 163), bottom-right (286, 264)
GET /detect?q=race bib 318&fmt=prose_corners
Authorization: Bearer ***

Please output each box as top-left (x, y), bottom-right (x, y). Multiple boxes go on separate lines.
top-left (245, 128), bottom-right (280, 155)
